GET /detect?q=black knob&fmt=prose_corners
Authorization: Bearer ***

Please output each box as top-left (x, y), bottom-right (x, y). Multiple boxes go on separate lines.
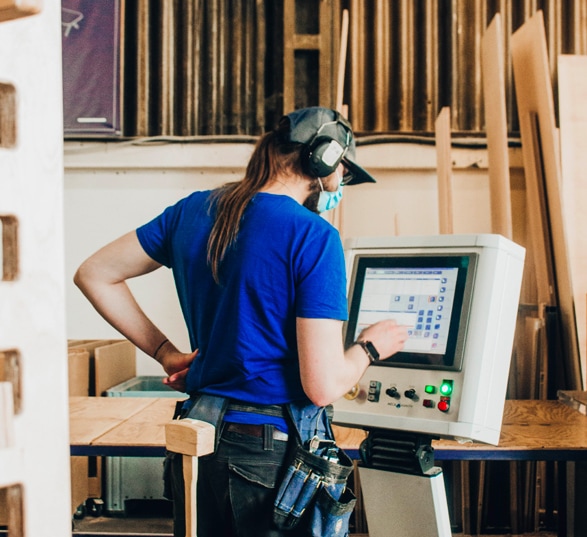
top-left (386, 387), bottom-right (400, 399)
top-left (404, 389), bottom-right (417, 399)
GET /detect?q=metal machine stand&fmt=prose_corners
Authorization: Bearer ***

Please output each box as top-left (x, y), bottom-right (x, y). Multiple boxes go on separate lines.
top-left (357, 429), bottom-right (452, 537)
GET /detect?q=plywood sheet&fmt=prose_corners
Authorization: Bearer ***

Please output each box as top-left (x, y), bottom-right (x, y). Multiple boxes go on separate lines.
top-left (511, 11), bottom-right (582, 390)
top-left (94, 397), bottom-right (181, 447)
top-left (557, 54), bottom-right (587, 388)
top-left (69, 396), bottom-right (154, 445)
top-left (94, 340), bottom-right (136, 396)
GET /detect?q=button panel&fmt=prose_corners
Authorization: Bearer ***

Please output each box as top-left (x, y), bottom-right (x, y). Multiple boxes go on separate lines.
top-left (365, 378), bottom-right (455, 413)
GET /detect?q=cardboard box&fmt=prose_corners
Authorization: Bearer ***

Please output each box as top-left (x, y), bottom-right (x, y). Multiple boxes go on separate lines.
top-left (68, 348), bottom-right (90, 397)
top-left (67, 339), bottom-right (137, 502)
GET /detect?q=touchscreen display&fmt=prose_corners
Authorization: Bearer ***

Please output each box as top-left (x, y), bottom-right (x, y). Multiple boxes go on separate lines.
top-left (345, 254), bottom-right (477, 370)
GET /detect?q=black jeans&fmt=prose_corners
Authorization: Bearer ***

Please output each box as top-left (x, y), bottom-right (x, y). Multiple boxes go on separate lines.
top-left (169, 426), bottom-right (308, 537)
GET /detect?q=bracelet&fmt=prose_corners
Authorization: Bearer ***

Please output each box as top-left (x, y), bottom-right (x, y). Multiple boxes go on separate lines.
top-left (153, 338), bottom-right (169, 362)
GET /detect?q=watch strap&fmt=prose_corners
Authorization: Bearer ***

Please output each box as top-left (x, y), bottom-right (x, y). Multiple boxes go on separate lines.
top-left (356, 340), bottom-right (380, 362)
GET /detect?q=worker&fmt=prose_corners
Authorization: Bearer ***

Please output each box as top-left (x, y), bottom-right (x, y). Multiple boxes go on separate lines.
top-left (74, 107), bottom-right (408, 537)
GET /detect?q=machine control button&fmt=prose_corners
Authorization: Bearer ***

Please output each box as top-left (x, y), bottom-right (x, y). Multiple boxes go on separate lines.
top-left (422, 399), bottom-right (435, 408)
top-left (404, 388), bottom-right (417, 399)
top-left (438, 400), bottom-right (450, 412)
top-left (424, 385), bottom-right (436, 394)
top-left (440, 380), bottom-right (454, 396)
top-left (385, 387), bottom-right (400, 399)
top-left (368, 381), bottom-right (381, 402)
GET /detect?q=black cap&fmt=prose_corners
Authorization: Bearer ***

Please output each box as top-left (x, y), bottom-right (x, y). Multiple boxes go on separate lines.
top-left (284, 107), bottom-right (376, 185)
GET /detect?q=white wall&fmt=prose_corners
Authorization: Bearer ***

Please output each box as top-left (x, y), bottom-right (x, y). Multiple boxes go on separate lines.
top-left (63, 140), bottom-right (524, 374)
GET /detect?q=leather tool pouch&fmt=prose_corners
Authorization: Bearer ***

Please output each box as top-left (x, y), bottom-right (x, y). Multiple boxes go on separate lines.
top-left (273, 405), bottom-right (357, 537)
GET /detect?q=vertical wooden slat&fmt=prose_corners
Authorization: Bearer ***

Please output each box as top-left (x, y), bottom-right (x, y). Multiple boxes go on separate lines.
top-left (452, 0), bottom-right (485, 131)
top-left (336, 8), bottom-right (349, 113)
top-left (398, 0), bottom-right (414, 132)
top-left (180, 0), bottom-right (201, 135)
top-left (435, 107), bottom-right (453, 234)
top-left (373, 0), bottom-right (390, 131)
top-left (203, 0), bottom-right (218, 133)
top-left (134, 0), bottom-right (152, 136)
top-left (420, 0), bottom-right (438, 132)
top-left (282, 0), bottom-right (295, 114)
top-left (228, 0), bottom-right (243, 133)
top-left (254, 0), bottom-right (266, 132)
top-left (158, 0), bottom-right (178, 136)
top-left (318, 0), bottom-right (333, 107)
top-left (482, 13), bottom-right (513, 239)
top-left (349, 0), bottom-right (365, 130)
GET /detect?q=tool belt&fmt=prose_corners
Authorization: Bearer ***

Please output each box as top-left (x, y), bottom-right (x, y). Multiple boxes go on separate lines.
top-left (272, 403), bottom-right (357, 537)
top-left (164, 394), bottom-right (356, 537)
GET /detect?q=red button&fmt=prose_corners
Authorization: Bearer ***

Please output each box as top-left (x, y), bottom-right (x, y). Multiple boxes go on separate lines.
top-left (438, 400), bottom-right (450, 412)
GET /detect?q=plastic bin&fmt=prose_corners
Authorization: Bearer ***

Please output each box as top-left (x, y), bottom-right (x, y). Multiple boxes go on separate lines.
top-left (104, 376), bottom-right (185, 514)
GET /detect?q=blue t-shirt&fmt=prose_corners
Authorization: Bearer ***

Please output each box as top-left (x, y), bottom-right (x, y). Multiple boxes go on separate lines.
top-left (136, 190), bottom-right (348, 416)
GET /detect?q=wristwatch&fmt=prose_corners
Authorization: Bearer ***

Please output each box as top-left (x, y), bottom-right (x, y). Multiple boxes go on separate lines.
top-left (356, 340), bottom-right (380, 363)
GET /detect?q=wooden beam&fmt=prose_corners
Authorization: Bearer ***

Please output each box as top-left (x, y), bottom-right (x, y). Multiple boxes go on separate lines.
top-left (481, 13), bottom-right (513, 239)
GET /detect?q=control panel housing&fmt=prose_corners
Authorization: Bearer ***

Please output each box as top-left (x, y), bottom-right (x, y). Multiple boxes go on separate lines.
top-left (333, 234), bottom-right (525, 445)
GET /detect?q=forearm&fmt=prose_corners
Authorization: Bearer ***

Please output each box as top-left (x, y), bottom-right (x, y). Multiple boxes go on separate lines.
top-left (73, 231), bottom-right (176, 363)
top-left (297, 317), bottom-right (409, 407)
top-left (75, 275), bottom-right (176, 362)
top-left (297, 318), bottom-right (370, 406)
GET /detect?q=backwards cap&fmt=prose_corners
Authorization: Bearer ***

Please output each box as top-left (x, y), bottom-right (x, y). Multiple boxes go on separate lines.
top-left (283, 107), bottom-right (376, 185)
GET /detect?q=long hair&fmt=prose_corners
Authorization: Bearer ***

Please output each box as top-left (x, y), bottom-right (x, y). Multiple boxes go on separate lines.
top-left (207, 119), bottom-right (305, 283)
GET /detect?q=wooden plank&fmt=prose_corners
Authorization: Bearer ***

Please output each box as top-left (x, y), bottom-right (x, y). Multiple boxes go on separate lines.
top-left (94, 397), bottom-right (181, 447)
top-left (558, 55), bottom-right (587, 388)
top-left (335, 8), bottom-right (349, 113)
top-left (69, 396), bottom-right (155, 446)
top-left (481, 13), bottom-right (513, 239)
top-left (511, 11), bottom-right (582, 390)
top-left (435, 107), bottom-right (453, 234)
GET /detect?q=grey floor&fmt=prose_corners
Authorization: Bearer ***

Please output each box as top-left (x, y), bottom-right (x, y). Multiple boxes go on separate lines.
top-left (70, 499), bottom-right (557, 537)
top-left (72, 515), bottom-right (557, 537)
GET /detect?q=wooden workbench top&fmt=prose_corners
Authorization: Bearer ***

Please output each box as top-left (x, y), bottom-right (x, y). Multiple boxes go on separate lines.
top-left (69, 397), bottom-right (587, 460)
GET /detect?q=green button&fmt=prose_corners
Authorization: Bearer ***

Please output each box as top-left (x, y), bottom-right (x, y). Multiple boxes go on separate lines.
top-left (440, 380), bottom-right (453, 396)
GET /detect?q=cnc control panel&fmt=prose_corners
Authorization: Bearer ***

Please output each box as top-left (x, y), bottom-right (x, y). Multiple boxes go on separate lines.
top-left (333, 234), bottom-right (525, 445)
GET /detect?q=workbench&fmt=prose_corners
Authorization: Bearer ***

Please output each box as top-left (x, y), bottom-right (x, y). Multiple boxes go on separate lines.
top-left (70, 397), bottom-right (587, 460)
top-left (69, 397), bottom-right (587, 536)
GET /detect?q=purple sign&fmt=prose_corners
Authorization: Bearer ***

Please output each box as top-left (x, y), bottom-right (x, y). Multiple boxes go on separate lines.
top-left (62, 0), bottom-right (121, 136)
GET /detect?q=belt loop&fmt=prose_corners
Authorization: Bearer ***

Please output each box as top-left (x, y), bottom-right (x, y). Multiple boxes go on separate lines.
top-left (263, 424), bottom-right (275, 451)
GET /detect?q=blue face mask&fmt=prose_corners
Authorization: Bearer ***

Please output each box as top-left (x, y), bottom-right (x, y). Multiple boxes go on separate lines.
top-left (316, 177), bottom-right (344, 213)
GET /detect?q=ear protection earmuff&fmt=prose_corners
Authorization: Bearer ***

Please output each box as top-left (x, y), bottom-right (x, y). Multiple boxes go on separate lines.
top-left (301, 112), bottom-right (353, 178)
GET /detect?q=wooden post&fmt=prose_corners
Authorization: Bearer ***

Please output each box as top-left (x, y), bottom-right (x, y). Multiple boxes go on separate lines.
top-left (435, 107), bottom-right (453, 234)
top-left (165, 419), bottom-right (216, 537)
